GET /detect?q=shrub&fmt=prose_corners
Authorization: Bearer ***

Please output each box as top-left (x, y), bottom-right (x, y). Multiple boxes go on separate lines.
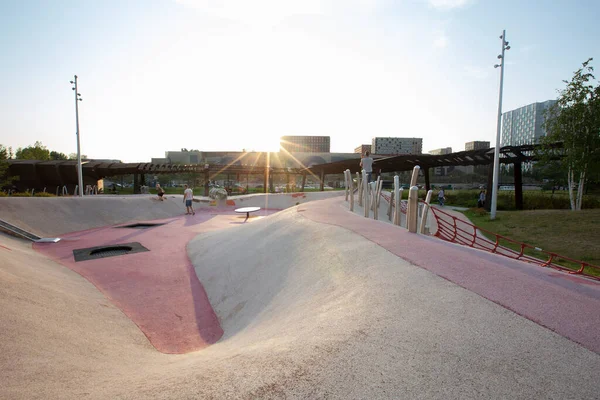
top-left (34, 192), bottom-right (56, 197)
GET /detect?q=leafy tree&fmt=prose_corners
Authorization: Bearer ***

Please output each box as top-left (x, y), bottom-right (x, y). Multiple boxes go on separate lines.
top-left (542, 58), bottom-right (600, 210)
top-left (0, 144), bottom-right (18, 189)
top-left (50, 151), bottom-right (68, 160)
top-left (15, 141), bottom-right (50, 160)
top-left (68, 153), bottom-right (89, 160)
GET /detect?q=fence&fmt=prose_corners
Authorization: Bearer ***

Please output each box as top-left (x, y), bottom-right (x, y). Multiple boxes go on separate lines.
top-left (429, 205), bottom-right (600, 281)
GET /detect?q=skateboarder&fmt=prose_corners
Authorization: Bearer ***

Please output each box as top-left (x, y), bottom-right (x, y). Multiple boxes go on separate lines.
top-left (183, 184), bottom-right (195, 215)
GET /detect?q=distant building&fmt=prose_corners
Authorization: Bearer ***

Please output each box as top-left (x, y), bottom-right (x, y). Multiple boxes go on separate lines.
top-left (501, 100), bottom-right (557, 147)
top-left (428, 147), bottom-right (452, 155)
top-left (465, 141), bottom-right (490, 151)
top-left (429, 148), bottom-right (453, 176)
top-left (354, 144), bottom-right (372, 155)
top-left (280, 136), bottom-right (330, 153)
top-left (371, 137), bottom-right (422, 155)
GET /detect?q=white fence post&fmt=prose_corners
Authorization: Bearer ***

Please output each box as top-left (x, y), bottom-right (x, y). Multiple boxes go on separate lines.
top-left (357, 172), bottom-right (363, 207)
top-left (410, 165), bottom-right (420, 187)
top-left (348, 170), bottom-right (355, 212)
top-left (363, 170), bottom-right (369, 218)
top-left (344, 169), bottom-right (349, 201)
top-left (393, 175), bottom-right (401, 225)
top-left (407, 186), bottom-right (419, 233)
top-left (419, 190), bottom-right (433, 235)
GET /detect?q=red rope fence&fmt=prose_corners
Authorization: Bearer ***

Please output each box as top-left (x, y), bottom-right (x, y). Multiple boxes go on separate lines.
top-left (429, 205), bottom-right (600, 282)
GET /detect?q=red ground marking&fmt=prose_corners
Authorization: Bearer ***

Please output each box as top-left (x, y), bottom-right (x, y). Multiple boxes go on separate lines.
top-left (33, 208), bottom-right (279, 354)
top-left (0, 244), bottom-right (11, 251)
top-left (226, 200), bottom-right (236, 206)
top-left (300, 197), bottom-right (600, 355)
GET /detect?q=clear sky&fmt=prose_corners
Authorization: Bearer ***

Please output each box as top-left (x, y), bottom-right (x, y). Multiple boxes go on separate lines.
top-left (1, 0), bottom-right (598, 162)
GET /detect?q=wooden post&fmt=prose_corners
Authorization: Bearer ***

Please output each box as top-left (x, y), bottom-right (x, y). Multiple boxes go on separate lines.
top-left (485, 163), bottom-right (494, 211)
top-left (319, 169), bottom-right (325, 191)
top-left (301, 173), bottom-right (306, 192)
top-left (263, 167), bottom-right (268, 193)
top-left (204, 167), bottom-right (210, 196)
top-left (133, 173), bottom-right (139, 194)
top-left (514, 161), bottom-right (523, 210)
top-left (424, 167), bottom-right (431, 191)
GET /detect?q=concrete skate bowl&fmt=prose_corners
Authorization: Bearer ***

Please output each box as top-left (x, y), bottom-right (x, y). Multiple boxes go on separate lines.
top-left (0, 191), bottom-right (341, 237)
top-left (1, 195), bottom-right (600, 399)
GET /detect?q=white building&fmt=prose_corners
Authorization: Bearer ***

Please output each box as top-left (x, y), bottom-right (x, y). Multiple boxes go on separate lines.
top-left (371, 137), bottom-right (423, 155)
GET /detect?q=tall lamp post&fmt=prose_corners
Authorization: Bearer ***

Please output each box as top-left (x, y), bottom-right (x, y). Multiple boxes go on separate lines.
top-left (70, 75), bottom-right (84, 197)
top-left (490, 30), bottom-right (510, 220)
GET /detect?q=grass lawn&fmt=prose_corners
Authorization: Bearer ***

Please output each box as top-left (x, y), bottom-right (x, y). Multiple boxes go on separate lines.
top-left (461, 208), bottom-right (600, 276)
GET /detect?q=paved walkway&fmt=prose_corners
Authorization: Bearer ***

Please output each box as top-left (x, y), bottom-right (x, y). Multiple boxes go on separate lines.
top-left (300, 197), bottom-right (600, 354)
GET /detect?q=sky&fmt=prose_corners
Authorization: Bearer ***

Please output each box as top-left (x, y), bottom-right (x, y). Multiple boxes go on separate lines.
top-left (1, 0), bottom-right (598, 162)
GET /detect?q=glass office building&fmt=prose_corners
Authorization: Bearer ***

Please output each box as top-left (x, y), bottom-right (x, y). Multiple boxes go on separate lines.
top-left (501, 100), bottom-right (557, 147)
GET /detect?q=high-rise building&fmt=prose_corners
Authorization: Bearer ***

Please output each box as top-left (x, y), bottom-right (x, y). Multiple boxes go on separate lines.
top-left (465, 141), bottom-right (490, 151)
top-left (501, 100), bottom-right (557, 147)
top-left (371, 137), bottom-right (423, 155)
top-left (280, 136), bottom-right (330, 153)
top-left (354, 144), bottom-right (372, 155)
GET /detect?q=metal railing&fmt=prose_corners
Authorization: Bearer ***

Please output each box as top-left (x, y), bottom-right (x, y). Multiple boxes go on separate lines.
top-left (429, 205), bottom-right (600, 281)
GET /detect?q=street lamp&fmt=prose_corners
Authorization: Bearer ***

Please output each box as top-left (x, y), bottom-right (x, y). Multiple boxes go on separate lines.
top-left (490, 30), bottom-right (510, 220)
top-left (70, 75), bottom-right (84, 197)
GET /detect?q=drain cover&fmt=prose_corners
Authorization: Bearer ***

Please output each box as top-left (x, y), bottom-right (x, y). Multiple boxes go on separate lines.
top-left (73, 242), bottom-right (149, 262)
top-left (117, 222), bottom-right (166, 229)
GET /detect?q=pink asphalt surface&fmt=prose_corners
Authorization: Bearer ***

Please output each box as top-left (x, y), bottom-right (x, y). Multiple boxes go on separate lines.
top-left (300, 197), bottom-right (600, 355)
top-left (33, 208), bottom-right (279, 354)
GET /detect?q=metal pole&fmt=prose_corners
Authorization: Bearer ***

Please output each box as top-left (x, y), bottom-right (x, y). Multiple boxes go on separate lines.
top-left (491, 30), bottom-right (508, 220)
top-left (73, 75), bottom-right (84, 197)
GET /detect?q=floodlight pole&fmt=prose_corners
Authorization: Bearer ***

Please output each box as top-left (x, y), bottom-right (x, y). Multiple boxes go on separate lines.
top-left (490, 30), bottom-right (509, 220)
top-left (71, 75), bottom-right (84, 197)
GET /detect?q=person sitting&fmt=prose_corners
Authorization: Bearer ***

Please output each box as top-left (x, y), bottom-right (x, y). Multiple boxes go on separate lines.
top-left (156, 183), bottom-right (165, 201)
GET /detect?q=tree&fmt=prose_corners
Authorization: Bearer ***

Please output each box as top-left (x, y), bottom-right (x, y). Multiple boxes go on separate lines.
top-left (15, 141), bottom-right (50, 160)
top-left (68, 153), bottom-right (88, 160)
top-left (542, 58), bottom-right (600, 210)
top-left (50, 151), bottom-right (68, 160)
top-left (0, 144), bottom-right (18, 189)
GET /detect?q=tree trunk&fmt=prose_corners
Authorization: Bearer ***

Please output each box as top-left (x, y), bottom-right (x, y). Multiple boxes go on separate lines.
top-left (567, 168), bottom-right (576, 211)
top-left (576, 170), bottom-right (586, 210)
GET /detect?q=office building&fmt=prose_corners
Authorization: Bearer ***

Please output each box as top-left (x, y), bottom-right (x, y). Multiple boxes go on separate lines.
top-left (354, 145), bottom-right (372, 155)
top-left (501, 100), bottom-right (557, 147)
top-left (280, 136), bottom-right (330, 153)
top-left (465, 141), bottom-right (490, 151)
top-left (371, 137), bottom-right (423, 155)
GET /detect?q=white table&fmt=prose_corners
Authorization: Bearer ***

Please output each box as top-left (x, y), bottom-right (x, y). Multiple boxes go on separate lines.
top-left (234, 206), bottom-right (261, 219)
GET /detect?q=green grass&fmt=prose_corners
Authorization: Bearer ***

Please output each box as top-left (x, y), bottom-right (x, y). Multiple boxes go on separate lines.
top-left (461, 208), bottom-right (600, 276)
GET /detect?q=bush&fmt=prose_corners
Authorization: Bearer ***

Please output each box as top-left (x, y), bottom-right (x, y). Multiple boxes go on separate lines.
top-left (34, 192), bottom-right (56, 197)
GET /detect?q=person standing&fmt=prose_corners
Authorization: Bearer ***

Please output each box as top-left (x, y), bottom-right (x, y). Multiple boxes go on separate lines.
top-left (183, 184), bottom-right (195, 215)
top-left (360, 151), bottom-right (374, 183)
top-left (438, 188), bottom-right (445, 206)
top-left (477, 190), bottom-right (486, 208)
